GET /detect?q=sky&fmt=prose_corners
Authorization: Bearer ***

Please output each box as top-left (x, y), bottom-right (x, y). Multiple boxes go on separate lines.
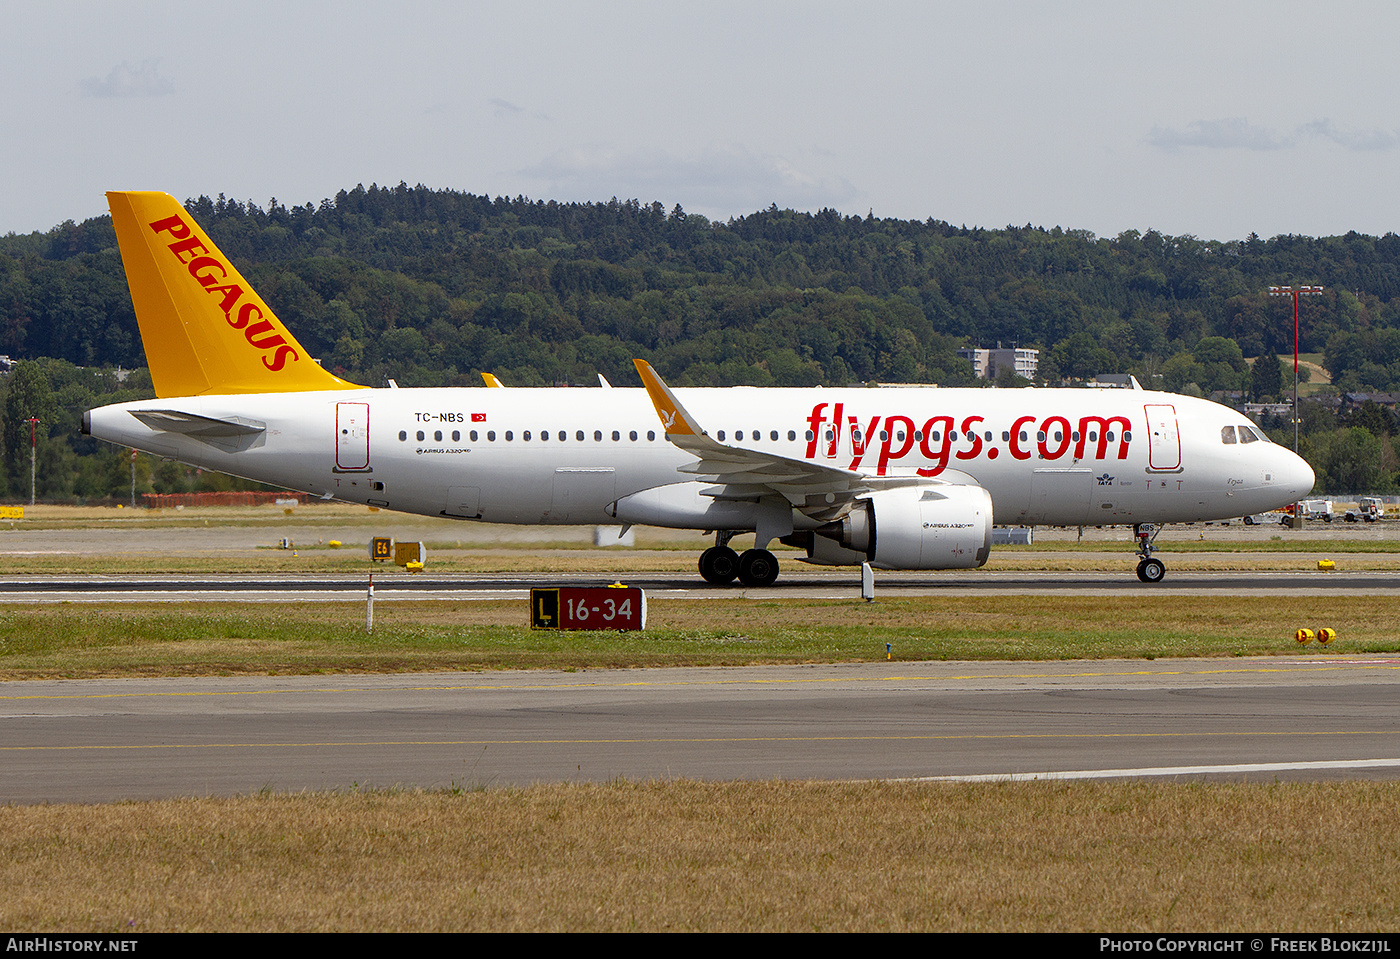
top-left (4, 1), bottom-right (1399, 242)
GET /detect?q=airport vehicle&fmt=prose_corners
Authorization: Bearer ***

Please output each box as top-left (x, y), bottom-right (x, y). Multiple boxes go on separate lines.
top-left (1300, 498), bottom-right (1334, 522)
top-left (1344, 497), bottom-right (1384, 523)
top-left (83, 192), bottom-right (1316, 586)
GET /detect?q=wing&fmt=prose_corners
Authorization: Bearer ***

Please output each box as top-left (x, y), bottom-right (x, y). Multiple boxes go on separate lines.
top-left (632, 359), bottom-right (930, 523)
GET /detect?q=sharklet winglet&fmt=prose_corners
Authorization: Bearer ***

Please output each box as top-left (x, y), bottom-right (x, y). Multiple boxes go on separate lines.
top-left (632, 359), bottom-right (704, 437)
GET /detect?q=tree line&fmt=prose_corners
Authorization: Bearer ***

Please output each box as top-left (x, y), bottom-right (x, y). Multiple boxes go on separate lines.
top-left (3, 182), bottom-right (1400, 497)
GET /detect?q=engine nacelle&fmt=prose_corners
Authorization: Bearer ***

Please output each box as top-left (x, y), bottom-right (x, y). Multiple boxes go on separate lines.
top-left (810, 485), bottom-right (993, 570)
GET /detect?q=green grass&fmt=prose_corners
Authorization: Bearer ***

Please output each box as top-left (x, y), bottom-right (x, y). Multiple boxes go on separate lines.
top-left (0, 595), bottom-right (1392, 678)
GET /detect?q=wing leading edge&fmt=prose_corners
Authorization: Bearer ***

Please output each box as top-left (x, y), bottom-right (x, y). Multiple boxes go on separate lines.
top-left (631, 359), bottom-right (934, 523)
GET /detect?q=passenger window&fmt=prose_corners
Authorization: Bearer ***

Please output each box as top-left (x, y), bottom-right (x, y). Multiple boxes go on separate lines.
top-left (416, 431), bottom-right (425, 441)
top-left (806, 430), bottom-right (814, 441)
top-left (718, 430), bottom-right (726, 441)
top-left (487, 431), bottom-right (495, 441)
top-left (434, 430), bottom-right (442, 441)
top-left (1001, 431), bottom-right (1009, 442)
top-left (648, 430), bottom-right (655, 441)
top-left (470, 430), bottom-right (478, 441)
top-left (787, 430), bottom-right (796, 441)
top-left (505, 431), bottom-right (513, 441)
top-left (629, 430), bottom-right (638, 441)
top-left (593, 430), bottom-right (602, 441)
top-left (398, 431), bottom-right (407, 441)
top-left (577, 430), bottom-right (585, 441)
top-left (612, 430), bottom-right (620, 441)
top-left (523, 431), bottom-right (531, 441)
top-left (1221, 426), bottom-right (1238, 444)
top-left (771, 430), bottom-right (779, 441)
top-left (984, 431), bottom-right (992, 442)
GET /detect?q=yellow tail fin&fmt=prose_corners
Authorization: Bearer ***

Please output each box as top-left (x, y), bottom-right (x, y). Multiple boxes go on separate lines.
top-left (107, 191), bottom-right (365, 397)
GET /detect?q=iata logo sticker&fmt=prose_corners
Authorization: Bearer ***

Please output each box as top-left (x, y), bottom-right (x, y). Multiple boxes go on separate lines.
top-left (148, 214), bottom-right (299, 372)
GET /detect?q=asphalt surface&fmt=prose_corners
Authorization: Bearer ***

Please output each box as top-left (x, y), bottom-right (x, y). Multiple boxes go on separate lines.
top-left (5, 658), bottom-right (1400, 802)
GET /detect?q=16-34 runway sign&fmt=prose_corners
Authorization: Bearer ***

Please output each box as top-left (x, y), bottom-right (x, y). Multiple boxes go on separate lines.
top-left (531, 586), bottom-right (646, 631)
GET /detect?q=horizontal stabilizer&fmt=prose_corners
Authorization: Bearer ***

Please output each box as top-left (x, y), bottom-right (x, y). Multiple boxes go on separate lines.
top-left (128, 409), bottom-right (268, 453)
top-left (130, 409), bottom-right (267, 437)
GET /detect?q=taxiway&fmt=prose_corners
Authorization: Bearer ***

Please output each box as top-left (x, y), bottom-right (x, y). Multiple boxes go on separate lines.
top-left (5, 658), bottom-right (1400, 803)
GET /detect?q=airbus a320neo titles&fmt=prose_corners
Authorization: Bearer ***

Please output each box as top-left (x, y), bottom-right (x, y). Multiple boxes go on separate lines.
top-left (84, 192), bottom-right (1316, 586)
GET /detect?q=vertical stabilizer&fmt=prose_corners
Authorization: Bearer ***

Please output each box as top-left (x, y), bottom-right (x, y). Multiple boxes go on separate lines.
top-left (106, 191), bottom-right (364, 398)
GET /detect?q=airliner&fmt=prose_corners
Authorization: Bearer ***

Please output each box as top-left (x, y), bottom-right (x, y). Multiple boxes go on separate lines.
top-left (83, 192), bottom-right (1316, 586)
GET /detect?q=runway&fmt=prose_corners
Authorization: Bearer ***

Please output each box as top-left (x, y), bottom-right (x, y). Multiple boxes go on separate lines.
top-left (5, 657), bottom-right (1400, 803)
top-left (0, 568), bottom-right (1394, 601)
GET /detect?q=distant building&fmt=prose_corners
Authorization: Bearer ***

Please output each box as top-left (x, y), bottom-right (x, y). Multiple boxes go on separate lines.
top-left (957, 346), bottom-right (1038, 381)
top-left (1086, 373), bottom-right (1135, 389)
top-left (1342, 392), bottom-right (1400, 411)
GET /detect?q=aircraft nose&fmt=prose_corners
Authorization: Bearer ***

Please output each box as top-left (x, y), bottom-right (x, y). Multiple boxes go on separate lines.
top-left (1280, 447), bottom-right (1315, 497)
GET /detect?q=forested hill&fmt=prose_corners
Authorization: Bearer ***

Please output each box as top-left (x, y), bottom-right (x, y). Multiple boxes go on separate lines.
top-left (5, 182), bottom-right (1400, 396)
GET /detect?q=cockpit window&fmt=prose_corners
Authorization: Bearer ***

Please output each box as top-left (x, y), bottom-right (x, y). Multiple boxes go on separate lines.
top-left (1221, 426), bottom-right (1237, 444)
top-left (1239, 426), bottom-right (1259, 444)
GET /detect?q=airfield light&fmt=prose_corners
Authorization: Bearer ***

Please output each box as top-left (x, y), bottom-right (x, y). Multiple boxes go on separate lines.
top-left (26, 417), bottom-right (38, 507)
top-left (1268, 285), bottom-right (1322, 525)
top-left (1267, 285), bottom-right (1322, 454)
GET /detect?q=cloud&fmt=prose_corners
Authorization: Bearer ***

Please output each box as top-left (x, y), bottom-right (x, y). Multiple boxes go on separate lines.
top-left (80, 60), bottom-right (174, 98)
top-left (521, 145), bottom-right (857, 216)
top-left (1299, 118), bottom-right (1400, 152)
top-left (1148, 117), bottom-right (1400, 153)
top-left (1146, 118), bottom-right (1286, 152)
top-left (489, 98), bottom-right (524, 118)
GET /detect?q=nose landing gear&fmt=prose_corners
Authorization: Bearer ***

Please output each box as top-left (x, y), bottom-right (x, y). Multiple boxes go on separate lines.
top-left (1133, 523), bottom-right (1166, 583)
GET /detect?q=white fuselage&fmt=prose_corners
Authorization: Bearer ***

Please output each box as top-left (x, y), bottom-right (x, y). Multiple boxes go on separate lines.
top-left (86, 385), bottom-right (1315, 529)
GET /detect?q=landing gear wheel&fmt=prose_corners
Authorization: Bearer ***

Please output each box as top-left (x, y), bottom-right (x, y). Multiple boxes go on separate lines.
top-left (737, 548), bottom-right (779, 587)
top-left (699, 546), bottom-right (740, 585)
top-left (1136, 557), bottom-right (1166, 583)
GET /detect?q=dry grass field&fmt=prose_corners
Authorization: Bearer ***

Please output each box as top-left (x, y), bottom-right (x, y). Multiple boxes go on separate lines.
top-left (4, 779), bottom-right (1398, 932)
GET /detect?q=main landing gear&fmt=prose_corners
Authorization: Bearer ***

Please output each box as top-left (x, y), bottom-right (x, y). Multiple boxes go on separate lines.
top-left (1133, 523), bottom-right (1166, 583)
top-left (698, 531), bottom-right (779, 587)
